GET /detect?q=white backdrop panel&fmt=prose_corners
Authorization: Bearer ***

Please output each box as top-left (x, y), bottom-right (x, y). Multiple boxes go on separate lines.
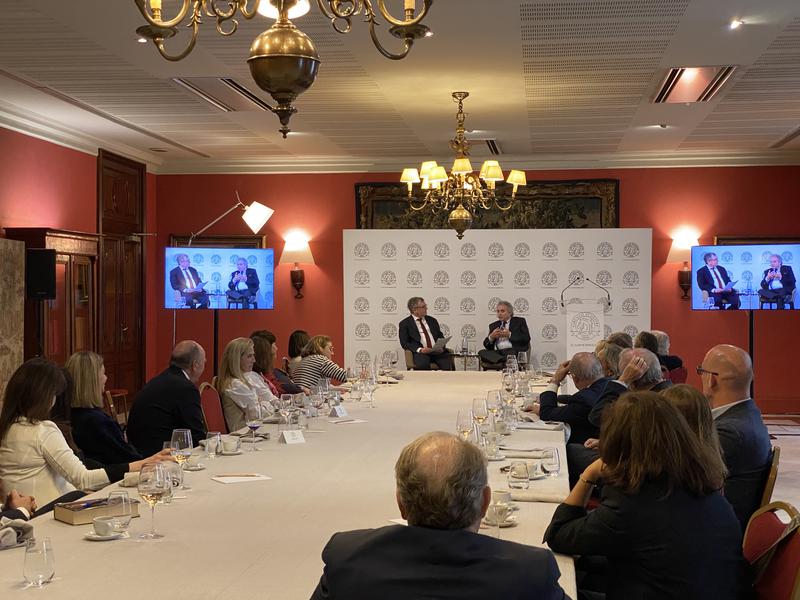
top-left (343, 229), bottom-right (652, 371)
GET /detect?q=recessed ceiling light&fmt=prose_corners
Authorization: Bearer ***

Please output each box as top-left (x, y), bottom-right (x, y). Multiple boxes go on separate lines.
top-left (137, 37), bottom-right (148, 44)
top-left (730, 19), bottom-right (744, 30)
top-left (424, 30), bottom-right (434, 38)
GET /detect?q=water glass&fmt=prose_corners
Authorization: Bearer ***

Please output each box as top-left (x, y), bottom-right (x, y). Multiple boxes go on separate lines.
top-left (456, 409), bottom-right (474, 441)
top-left (108, 491), bottom-right (132, 532)
top-left (205, 431), bottom-right (221, 458)
top-left (23, 538), bottom-right (55, 587)
top-left (485, 431), bottom-right (501, 458)
top-left (541, 448), bottom-right (561, 477)
top-left (507, 461), bottom-right (530, 490)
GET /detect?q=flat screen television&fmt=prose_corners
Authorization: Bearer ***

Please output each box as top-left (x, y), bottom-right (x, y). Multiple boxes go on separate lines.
top-left (164, 247), bottom-right (274, 309)
top-left (690, 243), bottom-right (798, 310)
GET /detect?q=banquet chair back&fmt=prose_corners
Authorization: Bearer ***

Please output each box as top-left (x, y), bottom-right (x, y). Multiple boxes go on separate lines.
top-left (760, 447), bottom-right (781, 508)
top-left (668, 366), bottom-right (688, 383)
top-left (743, 501), bottom-right (800, 599)
top-left (103, 389), bottom-right (130, 429)
top-left (404, 349), bottom-right (439, 371)
top-left (199, 382), bottom-right (228, 434)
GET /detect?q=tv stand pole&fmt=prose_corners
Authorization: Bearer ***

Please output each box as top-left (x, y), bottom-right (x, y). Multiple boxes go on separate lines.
top-left (748, 309), bottom-right (754, 399)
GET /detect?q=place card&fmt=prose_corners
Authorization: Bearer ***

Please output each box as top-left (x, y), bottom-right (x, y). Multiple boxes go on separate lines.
top-left (328, 405), bottom-right (348, 418)
top-left (328, 418), bottom-right (368, 425)
top-left (279, 430), bottom-right (306, 444)
top-left (210, 474), bottom-right (272, 484)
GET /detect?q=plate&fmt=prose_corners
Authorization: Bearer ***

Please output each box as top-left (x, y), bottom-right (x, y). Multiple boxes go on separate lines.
top-left (487, 454), bottom-right (507, 462)
top-left (184, 465), bottom-right (206, 471)
top-left (84, 531), bottom-right (127, 542)
top-left (529, 472), bottom-right (547, 481)
top-left (482, 516), bottom-right (518, 528)
top-left (220, 450), bottom-right (243, 456)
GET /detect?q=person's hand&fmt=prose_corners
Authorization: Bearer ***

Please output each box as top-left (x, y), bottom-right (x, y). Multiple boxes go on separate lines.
top-left (582, 458), bottom-right (606, 482)
top-left (488, 327), bottom-right (502, 340)
top-left (712, 287), bottom-right (722, 293)
top-left (584, 438), bottom-right (599, 450)
top-left (553, 360), bottom-right (571, 384)
top-left (419, 347), bottom-right (432, 354)
top-left (619, 356), bottom-right (648, 385)
top-left (6, 490), bottom-right (36, 513)
top-left (301, 386), bottom-right (311, 395)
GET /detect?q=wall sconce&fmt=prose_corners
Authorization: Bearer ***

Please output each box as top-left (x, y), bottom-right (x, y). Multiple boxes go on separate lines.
top-left (667, 228), bottom-right (700, 299)
top-left (279, 231), bottom-right (315, 299)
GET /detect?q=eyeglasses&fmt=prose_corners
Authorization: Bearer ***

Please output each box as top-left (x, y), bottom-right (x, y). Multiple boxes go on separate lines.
top-left (414, 304), bottom-right (427, 309)
top-left (695, 365), bottom-right (719, 376)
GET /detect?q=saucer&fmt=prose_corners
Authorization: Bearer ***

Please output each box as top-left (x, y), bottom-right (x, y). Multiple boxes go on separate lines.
top-left (487, 454), bottom-right (507, 462)
top-left (84, 531), bottom-right (127, 542)
top-left (529, 472), bottom-right (547, 481)
top-left (184, 464), bottom-right (206, 471)
top-left (483, 516), bottom-right (518, 528)
top-left (221, 450), bottom-right (243, 456)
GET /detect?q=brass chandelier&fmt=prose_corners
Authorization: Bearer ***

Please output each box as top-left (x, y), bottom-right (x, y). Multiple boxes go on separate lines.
top-left (400, 92), bottom-right (526, 239)
top-left (134, 0), bottom-right (433, 137)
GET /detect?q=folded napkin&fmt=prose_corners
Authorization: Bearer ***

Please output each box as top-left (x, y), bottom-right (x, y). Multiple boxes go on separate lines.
top-left (515, 421), bottom-right (564, 431)
top-left (503, 450), bottom-right (549, 459)
top-left (119, 471), bottom-right (140, 488)
top-left (510, 490), bottom-right (566, 503)
top-left (211, 474), bottom-right (272, 484)
top-left (261, 416), bottom-right (282, 425)
top-left (0, 517), bottom-right (34, 550)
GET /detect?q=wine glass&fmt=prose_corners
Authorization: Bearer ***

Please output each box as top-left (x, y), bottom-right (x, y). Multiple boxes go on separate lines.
top-left (541, 448), bottom-right (561, 477)
top-left (517, 351), bottom-right (528, 371)
top-left (505, 355), bottom-right (518, 374)
top-left (389, 350), bottom-right (399, 370)
top-left (23, 538), bottom-right (55, 587)
top-left (363, 371), bottom-right (378, 408)
top-left (170, 429), bottom-right (193, 489)
top-left (138, 463), bottom-right (169, 539)
top-left (279, 394), bottom-right (294, 430)
top-left (456, 409), bottom-right (474, 441)
top-left (502, 372), bottom-right (515, 395)
top-left (472, 397), bottom-right (489, 443)
top-left (486, 393), bottom-right (501, 427)
top-left (108, 491), bottom-right (132, 533)
top-left (507, 461), bottom-right (530, 490)
top-left (245, 402), bottom-right (262, 451)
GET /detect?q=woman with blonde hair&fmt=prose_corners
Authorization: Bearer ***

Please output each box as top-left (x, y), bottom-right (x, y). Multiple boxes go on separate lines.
top-left (595, 342), bottom-right (623, 379)
top-left (66, 351), bottom-right (142, 464)
top-left (218, 337), bottom-right (277, 432)
top-left (292, 335), bottom-right (348, 390)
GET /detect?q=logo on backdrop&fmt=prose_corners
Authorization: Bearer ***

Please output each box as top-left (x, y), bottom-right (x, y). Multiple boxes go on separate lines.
top-left (229, 255), bottom-right (241, 266)
top-left (596, 242), bottom-right (613, 258)
top-left (382, 323), bottom-right (398, 339)
top-left (487, 296), bottom-right (502, 312)
top-left (623, 324), bottom-right (639, 338)
top-left (514, 298), bottom-right (530, 314)
top-left (354, 242), bottom-right (370, 258)
top-left (380, 270), bottom-right (397, 287)
top-left (568, 242), bottom-right (585, 258)
top-left (381, 297), bottom-right (397, 313)
top-left (406, 270), bottom-right (423, 287)
top-left (488, 242), bottom-right (504, 259)
top-left (381, 242), bottom-right (397, 259)
top-left (355, 350), bottom-right (371, 365)
top-left (434, 242), bottom-right (450, 259)
top-left (460, 243), bottom-right (477, 259)
top-left (621, 298), bottom-right (639, 314)
top-left (407, 243), bottom-right (423, 259)
top-left (193, 254), bottom-right (205, 265)
top-left (542, 352), bottom-right (558, 369)
top-left (353, 297), bottom-right (370, 312)
top-left (568, 270), bottom-right (585, 285)
top-left (604, 324), bottom-right (613, 338)
top-left (761, 251), bottom-right (772, 264)
top-left (740, 252), bottom-right (752, 263)
top-left (721, 251), bottom-right (734, 263)
top-left (514, 242), bottom-right (531, 259)
top-left (542, 242), bottom-right (559, 259)
top-left (354, 270), bottom-right (370, 286)
top-left (541, 324), bottom-right (558, 341)
top-left (440, 324), bottom-right (451, 337)
top-left (570, 311), bottom-right (602, 341)
top-left (783, 251), bottom-right (794, 264)
top-left (623, 242), bottom-right (641, 258)
top-left (541, 297), bottom-right (559, 313)
top-left (514, 270), bottom-right (530, 287)
top-left (211, 272), bottom-right (221, 283)
top-left (211, 254), bottom-right (222, 265)
top-left (247, 255), bottom-right (257, 266)
top-left (541, 270), bottom-right (558, 287)
top-left (623, 270), bottom-right (640, 288)
top-left (461, 270), bottom-right (477, 287)
top-left (381, 350), bottom-right (396, 365)
top-left (354, 323), bottom-right (371, 338)
top-left (460, 297), bottom-right (476, 313)
top-left (742, 270), bottom-right (753, 283)
top-left (596, 270), bottom-right (613, 287)
top-left (487, 270), bottom-right (504, 287)
top-left (461, 324), bottom-right (477, 339)
top-left (434, 297), bottom-right (450, 313)
top-left (433, 270), bottom-right (450, 286)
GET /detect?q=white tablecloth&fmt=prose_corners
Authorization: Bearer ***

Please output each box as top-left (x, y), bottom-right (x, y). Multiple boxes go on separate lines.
top-left (0, 371), bottom-right (575, 598)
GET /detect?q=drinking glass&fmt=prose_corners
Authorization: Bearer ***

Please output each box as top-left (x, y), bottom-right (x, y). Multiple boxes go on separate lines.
top-left (485, 431), bottom-right (501, 458)
top-left (349, 380), bottom-right (363, 403)
top-left (505, 355), bottom-right (518, 374)
top-left (170, 428), bottom-right (193, 489)
top-left (108, 491), bottom-right (132, 532)
top-left (279, 394), bottom-right (294, 429)
top-left (507, 461), bottom-right (530, 490)
top-left (363, 372), bottom-right (378, 408)
top-left (161, 461), bottom-right (181, 503)
top-left (138, 463), bottom-right (169, 539)
top-left (472, 397), bottom-right (489, 443)
top-left (517, 351), bottom-right (528, 370)
top-left (502, 371), bottom-right (515, 394)
top-left (456, 409), bottom-right (474, 441)
top-left (486, 502), bottom-right (510, 538)
top-left (245, 402), bottom-right (262, 451)
top-left (23, 538), bottom-right (55, 587)
top-left (205, 431), bottom-right (221, 458)
top-left (389, 350), bottom-right (399, 370)
top-left (541, 448), bottom-right (561, 477)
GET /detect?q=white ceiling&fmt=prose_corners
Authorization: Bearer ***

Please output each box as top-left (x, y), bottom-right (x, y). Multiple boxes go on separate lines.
top-left (1, 0), bottom-right (799, 173)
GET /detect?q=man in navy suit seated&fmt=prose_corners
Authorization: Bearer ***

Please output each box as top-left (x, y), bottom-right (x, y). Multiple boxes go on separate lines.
top-left (478, 300), bottom-right (531, 368)
top-left (169, 253), bottom-right (209, 309)
top-left (699, 344), bottom-right (772, 530)
top-left (696, 252), bottom-right (740, 309)
top-left (311, 431), bottom-right (568, 600)
top-left (226, 257), bottom-right (260, 307)
top-left (760, 253), bottom-right (795, 309)
top-left (398, 297), bottom-right (454, 371)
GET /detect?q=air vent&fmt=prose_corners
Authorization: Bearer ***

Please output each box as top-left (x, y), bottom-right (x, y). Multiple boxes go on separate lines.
top-left (653, 66), bottom-right (737, 103)
top-left (219, 78), bottom-right (274, 112)
top-left (172, 78), bottom-right (233, 112)
top-left (171, 78), bottom-right (275, 112)
top-left (465, 136), bottom-right (502, 156)
top-left (772, 125), bottom-right (800, 149)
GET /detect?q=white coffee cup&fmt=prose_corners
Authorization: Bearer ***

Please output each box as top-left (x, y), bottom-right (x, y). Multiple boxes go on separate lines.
top-left (93, 516), bottom-right (116, 536)
top-left (187, 454), bottom-right (203, 468)
top-left (221, 436), bottom-right (240, 453)
top-left (485, 502), bottom-right (510, 525)
top-left (492, 489), bottom-right (512, 505)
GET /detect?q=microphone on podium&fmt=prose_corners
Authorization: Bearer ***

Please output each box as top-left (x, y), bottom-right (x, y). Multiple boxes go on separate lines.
top-left (559, 275), bottom-right (612, 310)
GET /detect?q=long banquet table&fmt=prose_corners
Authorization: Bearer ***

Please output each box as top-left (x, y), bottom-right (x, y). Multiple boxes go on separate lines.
top-left (0, 371), bottom-right (576, 598)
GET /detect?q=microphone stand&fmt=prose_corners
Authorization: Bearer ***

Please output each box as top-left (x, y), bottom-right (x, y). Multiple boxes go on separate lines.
top-left (559, 277), bottom-right (582, 308)
top-left (584, 277), bottom-right (612, 310)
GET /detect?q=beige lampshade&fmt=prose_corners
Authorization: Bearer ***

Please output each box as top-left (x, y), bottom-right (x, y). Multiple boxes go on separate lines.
top-left (421, 177), bottom-right (431, 190)
top-left (479, 160), bottom-right (499, 178)
top-left (241, 201), bottom-right (274, 234)
top-left (481, 164), bottom-right (504, 181)
top-left (279, 232), bottom-right (315, 265)
top-left (428, 165), bottom-right (448, 184)
top-left (506, 170), bottom-right (527, 186)
top-left (451, 157), bottom-right (473, 175)
top-left (400, 168), bottom-right (420, 184)
top-left (419, 161), bottom-right (438, 178)
top-left (666, 238), bottom-right (698, 263)
top-left (257, 0), bottom-right (311, 19)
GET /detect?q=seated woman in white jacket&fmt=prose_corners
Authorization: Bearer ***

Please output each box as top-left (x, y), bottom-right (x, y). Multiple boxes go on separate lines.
top-left (0, 358), bottom-right (168, 506)
top-left (218, 337), bottom-right (277, 432)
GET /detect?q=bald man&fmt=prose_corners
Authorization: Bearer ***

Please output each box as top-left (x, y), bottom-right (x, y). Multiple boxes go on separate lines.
top-left (311, 432), bottom-right (567, 600)
top-left (127, 341), bottom-right (208, 456)
top-left (699, 344), bottom-right (772, 530)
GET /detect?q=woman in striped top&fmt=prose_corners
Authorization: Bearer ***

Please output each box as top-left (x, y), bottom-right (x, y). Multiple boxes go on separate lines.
top-left (292, 335), bottom-right (348, 390)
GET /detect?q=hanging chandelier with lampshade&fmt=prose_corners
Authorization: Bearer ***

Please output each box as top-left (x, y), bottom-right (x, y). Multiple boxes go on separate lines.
top-left (133, 0), bottom-right (434, 137)
top-left (400, 91), bottom-right (527, 239)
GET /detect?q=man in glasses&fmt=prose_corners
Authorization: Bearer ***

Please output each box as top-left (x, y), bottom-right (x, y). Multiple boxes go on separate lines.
top-left (696, 252), bottom-right (740, 310)
top-left (699, 344), bottom-right (771, 530)
top-left (398, 297), bottom-right (454, 371)
top-left (478, 300), bottom-right (531, 369)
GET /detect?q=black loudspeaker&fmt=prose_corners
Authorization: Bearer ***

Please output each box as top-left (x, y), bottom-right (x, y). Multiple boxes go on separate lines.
top-left (26, 248), bottom-right (56, 299)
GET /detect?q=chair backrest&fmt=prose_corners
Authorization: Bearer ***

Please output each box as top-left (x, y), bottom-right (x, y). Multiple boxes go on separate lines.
top-left (743, 501), bottom-right (800, 600)
top-left (761, 446), bottom-right (781, 508)
top-left (211, 375), bottom-right (218, 390)
top-left (199, 382), bottom-right (228, 434)
top-left (661, 365), bottom-right (671, 380)
top-left (404, 349), bottom-right (414, 370)
top-left (103, 390), bottom-right (119, 423)
top-left (669, 366), bottom-right (688, 383)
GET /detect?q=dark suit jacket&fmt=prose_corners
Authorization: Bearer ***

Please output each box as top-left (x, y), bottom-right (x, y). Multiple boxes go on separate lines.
top-left (482, 316), bottom-right (531, 354)
top-left (169, 265), bottom-right (203, 291)
top-left (311, 524), bottom-right (568, 600)
top-left (697, 264), bottom-right (733, 293)
top-left (71, 407), bottom-right (142, 464)
top-left (715, 399), bottom-right (773, 531)
top-left (539, 377), bottom-right (609, 444)
top-left (127, 366), bottom-right (207, 456)
top-left (760, 265), bottom-right (795, 291)
top-left (658, 354), bottom-right (683, 371)
top-left (588, 379), bottom-right (671, 429)
top-left (545, 478), bottom-right (746, 600)
top-left (0, 507), bottom-right (28, 521)
top-left (399, 315), bottom-right (446, 353)
top-left (228, 267), bottom-right (259, 292)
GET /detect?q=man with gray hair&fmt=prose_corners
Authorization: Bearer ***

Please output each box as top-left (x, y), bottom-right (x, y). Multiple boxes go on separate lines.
top-left (650, 329), bottom-right (684, 371)
top-left (311, 432), bottom-right (567, 599)
top-left (524, 352), bottom-right (609, 444)
top-left (478, 300), bottom-right (531, 368)
top-left (399, 297), bottom-right (454, 370)
top-left (759, 253), bottom-right (795, 309)
top-left (169, 253), bottom-right (209, 308)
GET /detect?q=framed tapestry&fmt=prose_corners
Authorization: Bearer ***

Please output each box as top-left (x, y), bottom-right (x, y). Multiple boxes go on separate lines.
top-left (356, 179), bottom-right (619, 230)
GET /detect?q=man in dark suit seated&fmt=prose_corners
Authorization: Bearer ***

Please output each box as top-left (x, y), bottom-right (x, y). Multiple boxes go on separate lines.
top-left (226, 257), bottom-right (259, 307)
top-left (478, 300), bottom-right (531, 368)
top-left (760, 253), bottom-right (795, 309)
top-left (700, 344), bottom-right (772, 530)
top-left (0, 487), bottom-right (36, 521)
top-left (311, 431), bottom-right (568, 600)
top-left (651, 329), bottom-right (684, 371)
top-left (127, 340), bottom-right (208, 456)
top-left (696, 251), bottom-right (740, 309)
top-left (169, 254), bottom-right (209, 309)
top-left (398, 297), bottom-right (454, 371)
top-left (523, 352), bottom-right (608, 445)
